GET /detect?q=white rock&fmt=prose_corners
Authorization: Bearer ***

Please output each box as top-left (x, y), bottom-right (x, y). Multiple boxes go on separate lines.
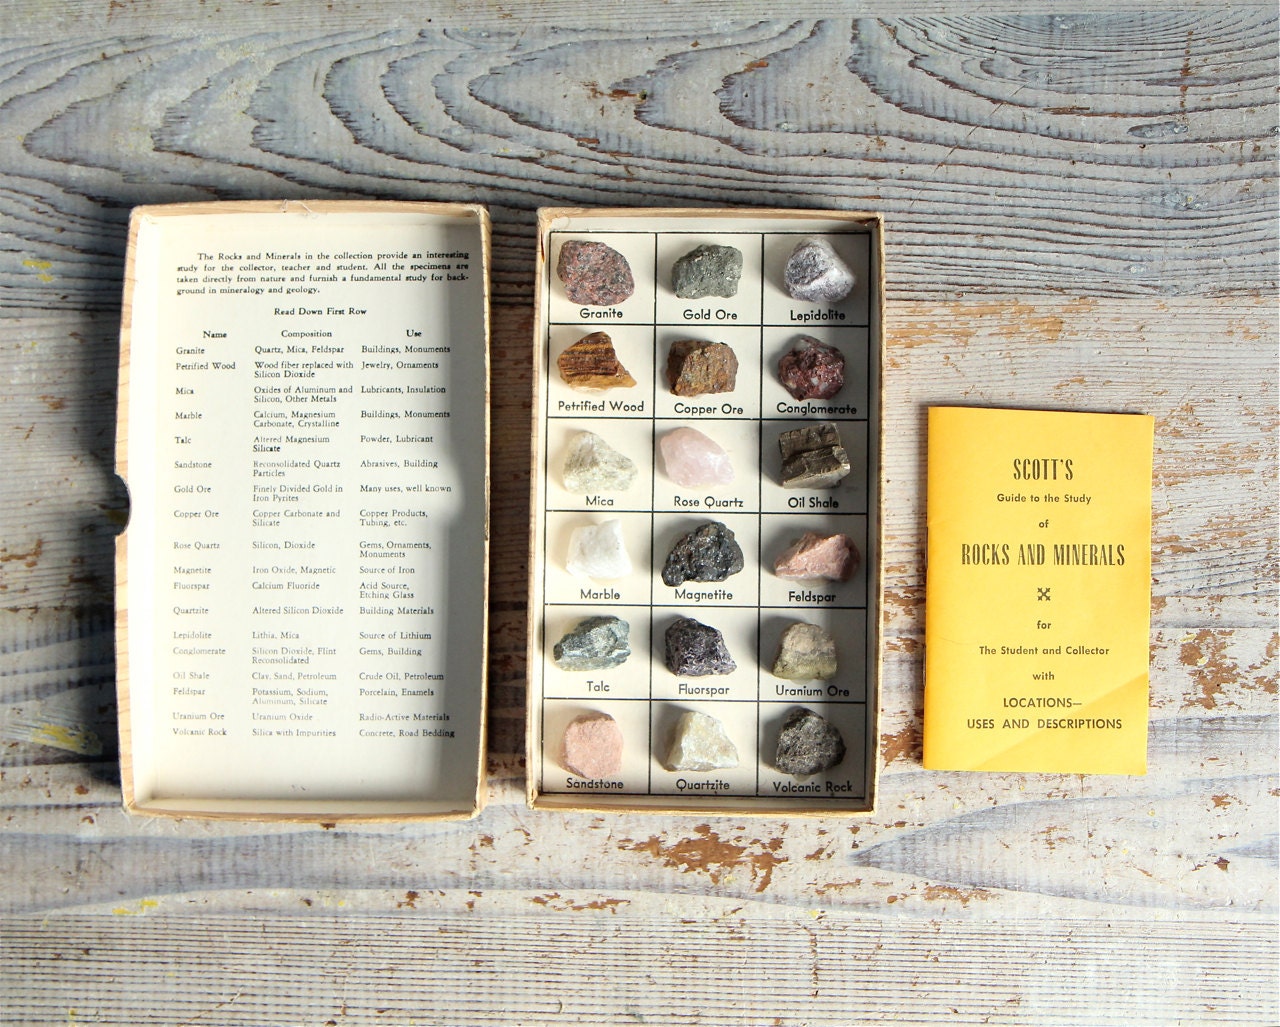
top-left (665, 711), bottom-right (739, 772)
top-left (563, 431), bottom-right (637, 493)
top-left (659, 426), bottom-right (734, 487)
top-left (566, 519), bottom-right (632, 580)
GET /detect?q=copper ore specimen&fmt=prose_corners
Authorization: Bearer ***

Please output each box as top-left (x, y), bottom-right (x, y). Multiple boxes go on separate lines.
top-left (666, 339), bottom-right (738, 396)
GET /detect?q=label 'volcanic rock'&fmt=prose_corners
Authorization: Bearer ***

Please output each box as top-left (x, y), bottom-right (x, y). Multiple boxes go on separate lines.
top-left (772, 622), bottom-right (838, 681)
top-left (671, 244), bottom-right (743, 299)
top-left (665, 710), bottom-right (739, 771)
top-left (557, 240), bottom-right (635, 306)
top-left (783, 237), bottom-right (855, 304)
top-left (774, 706), bottom-right (846, 775)
top-left (664, 617), bottom-right (736, 676)
top-left (662, 521), bottom-right (744, 586)
top-left (563, 431), bottom-right (637, 493)
top-left (666, 339), bottom-right (738, 397)
top-left (561, 711), bottom-right (624, 778)
top-left (557, 331), bottom-right (636, 390)
top-left (659, 426), bottom-right (733, 487)
top-left (553, 615), bottom-right (632, 671)
top-left (773, 531), bottom-right (859, 582)
top-left (778, 421), bottom-right (850, 488)
top-left (778, 336), bottom-right (846, 400)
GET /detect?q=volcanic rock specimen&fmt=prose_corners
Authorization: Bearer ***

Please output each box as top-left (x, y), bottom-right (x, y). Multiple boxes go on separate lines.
top-left (774, 707), bottom-right (846, 775)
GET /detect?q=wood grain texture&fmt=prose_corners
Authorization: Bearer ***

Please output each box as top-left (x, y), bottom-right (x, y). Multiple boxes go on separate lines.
top-left (0, 7), bottom-right (1276, 1026)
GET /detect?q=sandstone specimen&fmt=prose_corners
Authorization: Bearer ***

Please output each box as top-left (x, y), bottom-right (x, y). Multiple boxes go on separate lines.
top-left (783, 237), bottom-right (855, 303)
top-left (665, 711), bottom-right (739, 771)
top-left (567, 519), bottom-right (631, 580)
top-left (563, 431), bottom-right (637, 493)
top-left (557, 331), bottom-right (636, 390)
top-left (671, 244), bottom-right (743, 299)
top-left (666, 339), bottom-right (738, 396)
top-left (773, 531), bottom-right (859, 582)
top-left (561, 711), bottom-right (624, 778)
top-left (778, 336), bottom-right (846, 400)
top-left (772, 622), bottom-right (838, 681)
top-left (774, 707), bottom-right (845, 775)
top-left (665, 617), bottom-right (736, 676)
top-left (778, 421), bottom-right (850, 488)
top-left (659, 427), bottom-right (733, 487)
top-left (553, 615), bottom-right (631, 671)
top-left (662, 521), bottom-right (744, 587)
top-left (557, 240), bottom-right (635, 306)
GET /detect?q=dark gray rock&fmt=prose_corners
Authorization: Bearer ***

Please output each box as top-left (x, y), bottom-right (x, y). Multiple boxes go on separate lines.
top-left (671, 244), bottom-right (743, 299)
top-left (664, 617), bottom-right (737, 676)
top-left (662, 521), bottom-right (744, 587)
top-left (774, 707), bottom-right (846, 775)
top-left (553, 615), bottom-right (632, 671)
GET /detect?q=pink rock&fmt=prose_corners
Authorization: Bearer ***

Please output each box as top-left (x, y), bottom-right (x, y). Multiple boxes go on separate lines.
top-left (659, 427), bottom-right (734, 487)
top-left (561, 712), bottom-right (624, 779)
top-left (773, 532), bottom-right (859, 582)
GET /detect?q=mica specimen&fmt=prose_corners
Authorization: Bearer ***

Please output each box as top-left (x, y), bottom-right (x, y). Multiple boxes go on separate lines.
top-left (783, 237), bottom-right (855, 304)
top-left (566, 519), bottom-right (632, 580)
top-left (774, 707), bottom-right (846, 775)
top-left (665, 339), bottom-right (738, 397)
top-left (773, 531), bottom-right (859, 582)
top-left (659, 427), bottom-right (733, 487)
top-left (661, 521), bottom-right (744, 587)
top-left (553, 615), bottom-right (632, 671)
top-left (557, 331), bottom-right (636, 390)
top-left (772, 622), bottom-right (838, 681)
top-left (557, 240), bottom-right (635, 306)
top-left (664, 617), bottom-right (737, 676)
top-left (778, 336), bottom-right (846, 400)
top-left (665, 711), bottom-right (739, 771)
top-left (561, 711), bottom-right (624, 779)
top-left (778, 421), bottom-right (850, 488)
top-left (671, 244), bottom-right (743, 299)
top-left (563, 431), bottom-right (637, 493)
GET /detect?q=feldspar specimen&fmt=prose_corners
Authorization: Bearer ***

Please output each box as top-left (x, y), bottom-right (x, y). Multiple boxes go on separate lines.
top-left (561, 711), bottom-right (624, 778)
top-left (662, 521), bottom-right (744, 587)
top-left (557, 331), bottom-right (636, 390)
top-left (774, 707), bottom-right (846, 775)
top-left (778, 336), bottom-right (846, 400)
top-left (665, 711), bottom-right (739, 771)
top-left (772, 622), bottom-right (838, 681)
top-left (567, 519), bottom-right (632, 580)
top-left (778, 421), bottom-right (850, 488)
top-left (773, 531), bottom-right (859, 582)
top-left (659, 427), bottom-right (733, 487)
top-left (666, 339), bottom-right (739, 396)
top-left (553, 615), bottom-right (632, 671)
top-left (671, 244), bottom-right (743, 299)
top-left (557, 240), bottom-right (635, 306)
top-left (563, 431), bottom-right (637, 493)
top-left (665, 617), bottom-right (737, 676)
top-left (783, 237), bottom-right (855, 304)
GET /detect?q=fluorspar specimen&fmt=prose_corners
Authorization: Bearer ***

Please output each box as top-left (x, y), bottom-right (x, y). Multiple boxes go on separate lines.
top-left (566, 520), bottom-right (632, 580)
top-left (557, 331), bottom-right (636, 390)
top-left (773, 531), bottom-right (859, 582)
top-left (553, 616), bottom-right (631, 671)
top-left (665, 711), bottom-right (739, 771)
top-left (665, 339), bottom-right (738, 396)
top-left (783, 237), bottom-right (854, 304)
top-left (664, 617), bottom-right (736, 676)
top-left (778, 336), bottom-right (846, 400)
top-left (778, 421), bottom-right (850, 488)
top-left (557, 240), bottom-right (635, 306)
top-left (661, 521), bottom-right (744, 587)
top-left (774, 707), bottom-right (846, 775)
top-left (563, 431), bottom-right (637, 493)
top-left (659, 427), bottom-right (733, 487)
top-left (771, 622), bottom-right (838, 681)
top-left (561, 711), bottom-right (624, 778)
top-left (671, 244), bottom-right (743, 299)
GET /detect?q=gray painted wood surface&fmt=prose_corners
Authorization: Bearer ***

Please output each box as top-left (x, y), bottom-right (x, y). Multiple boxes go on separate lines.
top-left (1, 5), bottom-right (1276, 1024)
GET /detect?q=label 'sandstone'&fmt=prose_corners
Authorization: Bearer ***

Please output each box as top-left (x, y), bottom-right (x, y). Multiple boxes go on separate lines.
top-left (772, 622), bottom-right (838, 680)
top-left (563, 431), bottom-right (638, 493)
top-left (778, 336), bottom-right (846, 400)
top-left (666, 339), bottom-right (739, 396)
top-left (562, 711), bottom-right (624, 778)
top-left (665, 710), bottom-right (739, 771)
top-left (557, 240), bottom-right (635, 306)
top-left (671, 244), bottom-right (743, 299)
top-left (662, 521), bottom-right (744, 586)
top-left (665, 617), bottom-right (736, 676)
top-left (773, 531), bottom-right (859, 582)
top-left (567, 519), bottom-right (632, 580)
top-left (659, 426), bottom-right (733, 487)
top-left (783, 237), bottom-right (855, 303)
top-left (774, 707), bottom-right (846, 775)
top-left (778, 421), bottom-right (850, 488)
top-left (553, 615), bottom-right (632, 671)
top-left (557, 331), bottom-right (636, 390)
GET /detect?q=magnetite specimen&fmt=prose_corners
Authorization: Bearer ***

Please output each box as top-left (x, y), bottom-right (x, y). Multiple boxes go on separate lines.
top-left (561, 711), bottom-right (624, 778)
top-left (778, 336), bottom-right (846, 400)
top-left (553, 615), bottom-right (632, 671)
top-left (773, 531), bottom-right (859, 582)
top-left (783, 237), bottom-right (855, 304)
top-left (557, 331), bottom-right (636, 390)
top-left (774, 707), bottom-right (846, 775)
top-left (665, 617), bottom-right (737, 676)
top-left (778, 421), bottom-right (850, 488)
top-left (671, 244), bottom-right (743, 299)
top-left (665, 711), bottom-right (739, 771)
top-left (557, 240), bottom-right (635, 306)
top-left (772, 622), bottom-right (838, 681)
top-left (563, 431), bottom-right (637, 493)
top-left (662, 521), bottom-right (744, 587)
top-left (659, 426), bottom-right (733, 487)
top-left (666, 339), bottom-right (738, 396)
top-left (566, 519), bottom-right (632, 580)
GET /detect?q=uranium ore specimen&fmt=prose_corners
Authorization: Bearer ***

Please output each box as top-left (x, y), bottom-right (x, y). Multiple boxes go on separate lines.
top-left (671, 244), bottom-right (743, 299)
top-left (778, 421), bottom-right (851, 489)
top-left (665, 339), bottom-right (738, 396)
top-left (774, 707), bottom-right (846, 775)
top-left (771, 622), bottom-right (838, 681)
top-left (557, 331), bottom-right (636, 390)
top-left (778, 336), bottom-right (846, 400)
top-left (661, 521), bottom-right (744, 586)
top-left (553, 615), bottom-right (631, 671)
top-left (664, 617), bottom-right (737, 676)
top-left (557, 240), bottom-right (635, 306)
top-left (783, 237), bottom-right (855, 303)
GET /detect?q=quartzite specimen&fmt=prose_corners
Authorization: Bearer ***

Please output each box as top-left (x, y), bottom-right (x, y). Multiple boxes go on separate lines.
top-left (659, 426), bottom-right (734, 487)
top-left (665, 711), bottom-right (739, 771)
top-left (557, 331), bottom-right (636, 390)
top-left (664, 617), bottom-right (737, 676)
top-left (778, 421), bottom-right (850, 488)
top-left (666, 339), bottom-right (738, 396)
top-left (783, 237), bottom-right (855, 304)
top-left (773, 531), bottom-right (859, 582)
top-left (566, 519), bottom-right (632, 580)
top-left (561, 711), bottom-right (624, 778)
top-left (774, 707), bottom-right (846, 775)
top-left (778, 336), bottom-right (846, 400)
top-left (557, 240), bottom-right (635, 306)
top-left (553, 615), bottom-right (632, 671)
top-left (771, 622), bottom-right (838, 681)
top-left (563, 431), bottom-right (638, 493)
top-left (662, 521), bottom-right (744, 587)
top-left (671, 244), bottom-right (743, 299)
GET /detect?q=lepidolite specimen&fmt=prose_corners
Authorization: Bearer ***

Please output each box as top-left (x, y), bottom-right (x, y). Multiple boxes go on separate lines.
top-left (783, 237), bottom-right (854, 303)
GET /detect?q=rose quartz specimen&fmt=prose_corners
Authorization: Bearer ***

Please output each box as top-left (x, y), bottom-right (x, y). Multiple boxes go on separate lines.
top-left (773, 531), bottom-right (859, 582)
top-left (659, 427), bottom-right (734, 487)
top-left (561, 711), bottom-right (624, 778)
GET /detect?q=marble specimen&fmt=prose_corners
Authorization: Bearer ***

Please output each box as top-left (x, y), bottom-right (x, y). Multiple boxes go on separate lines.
top-left (567, 519), bottom-right (632, 580)
top-left (665, 711), bottom-right (739, 771)
top-left (561, 711), bottom-right (624, 778)
top-left (771, 622), bottom-right (838, 681)
top-left (778, 336), bottom-right (846, 400)
top-left (659, 426), bottom-right (734, 487)
top-left (671, 244), bottom-right (743, 299)
top-left (783, 237), bottom-right (855, 303)
top-left (778, 421), bottom-right (850, 488)
top-left (773, 531), bottom-right (859, 582)
top-left (774, 707), bottom-right (846, 775)
top-left (553, 615), bottom-right (632, 671)
top-left (557, 331), bottom-right (636, 390)
top-left (557, 240), bottom-right (635, 306)
top-left (662, 521), bottom-right (744, 586)
top-left (664, 617), bottom-right (737, 676)
top-left (666, 339), bottom-right (739, 396)
top-left (563, 431), bottom-right (638, 493)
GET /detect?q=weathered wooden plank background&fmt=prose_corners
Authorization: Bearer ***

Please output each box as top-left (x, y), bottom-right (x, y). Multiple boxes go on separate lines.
top-left (1, 4), bottom-right (1276, 1024)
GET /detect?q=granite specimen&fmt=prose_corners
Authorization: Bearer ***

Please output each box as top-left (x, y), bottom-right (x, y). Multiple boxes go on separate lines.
top-left (774, 707), bottom-right (846, 775)
top-left (563, 431), bottom-right (638, 493)
top-left (783, 237), bottom-right (855, 304)
top-left (557, 240), bottom-right (635, 306)
top-left (772, 622), bottom-right (838, 681)
top-left (773, 531), bottom-right (859, 582)
top-left (557, 331), bottom-right (636, 390)
top-left (778, 421), bottom-right (850, 488)
top-left (662, 521), bottom-right (744, 587)
top-left (553, 615), bottom-right (632, 671)
top-left (566, 519), bottom-right (632, 580)
top-left (561, 711), bottom-right (624, 778)
top-left (666, 339), bottom-right (739, 396)
top-left (778, 336), bottom-right (846, 400)
top-left (664, 617), bottom-right (737, 676)
top-left (671, 244), bottom-right (743, 299)
top-left (665, 711), bottom-right (739, 771)
top-left (659, 427), bottom-right (734, 487)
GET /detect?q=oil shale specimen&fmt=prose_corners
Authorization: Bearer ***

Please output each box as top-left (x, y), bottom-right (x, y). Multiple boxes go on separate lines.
top-left (553, 615), bottom-right (632, 671)
top-left (778, 336), bottom-right (845, 400)
top-left (557, 331), bottom-right (636, 390)
top-left (557, 240), bottom-right (635, 306)
top-left (774, 707), bottom-right (846, 775)
top-left (671, 243), bottom-right (743, 299)
top-left (778, 421), bottom-right (850, 488)
top-left (771, 622), bottom-right (838, 681)
top-left (783, 237), bottom-right (854, 303)
top-left (563, 431), bottom-right (638, 493)
top-left (662, 521), bottom-right (744, 586)
top-left (659, 426), bottom-right (733, 487)
top-left (666, 339), bottom-right (738, 396)
top-left (665, 710), bottom-right (739, 771)
top-left (561, 711), bottom-right (624, 778)
top-left (664, 617), bottom-right (736, 676)
top-left (773, 531), bottom-right (859, 582)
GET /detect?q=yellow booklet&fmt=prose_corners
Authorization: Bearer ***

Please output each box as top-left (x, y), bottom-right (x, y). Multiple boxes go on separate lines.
top-left (924, 407), bottom-right (1154, 774)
